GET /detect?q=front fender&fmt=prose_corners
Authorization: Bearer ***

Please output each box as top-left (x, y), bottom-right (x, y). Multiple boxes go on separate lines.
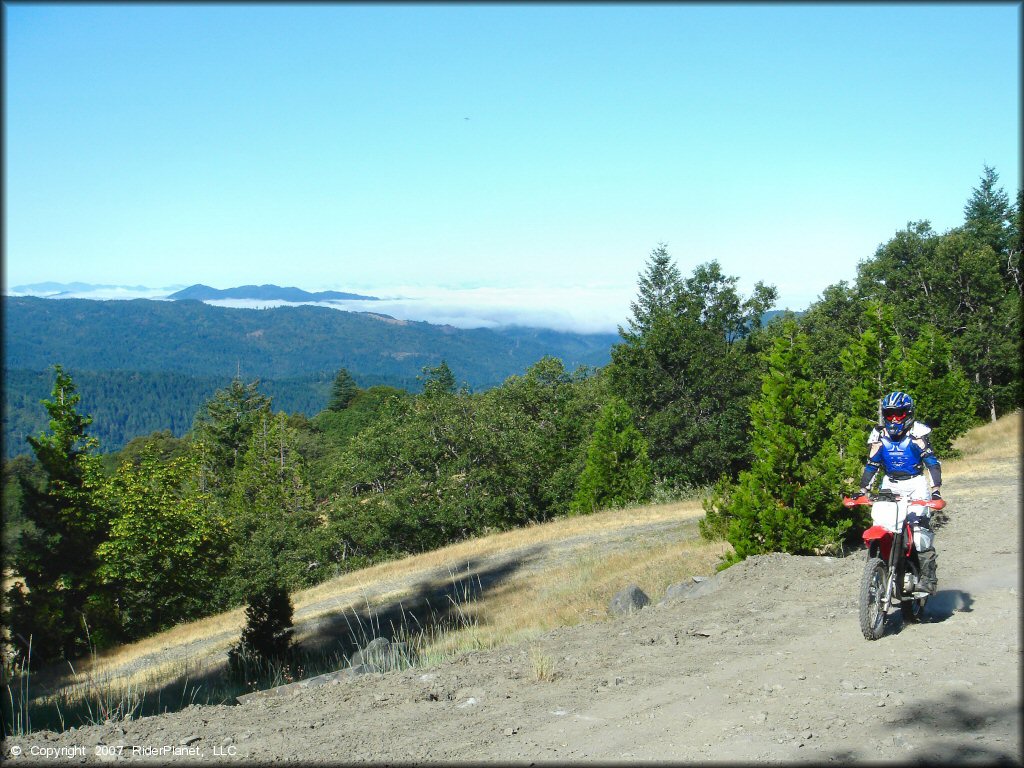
top-left (863, 525), bottom-right (893, 562)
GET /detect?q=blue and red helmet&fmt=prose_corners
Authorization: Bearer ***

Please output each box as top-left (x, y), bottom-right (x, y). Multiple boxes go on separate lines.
top-left (881, 391), bottom-right (914, 439)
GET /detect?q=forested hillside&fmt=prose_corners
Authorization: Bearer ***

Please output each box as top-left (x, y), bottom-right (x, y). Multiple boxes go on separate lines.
top-left (3, 297), bottom-right (618, 381)
top-left (2, 299), bottom-right (618, 456)
top-left (2, 166), bottom-right (1019, 673)
top-left (1, 369), bottom-right (376, 459)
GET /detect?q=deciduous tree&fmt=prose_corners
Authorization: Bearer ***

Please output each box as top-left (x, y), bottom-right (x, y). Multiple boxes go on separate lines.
top-left (96, 448), bottom-right (228, 639)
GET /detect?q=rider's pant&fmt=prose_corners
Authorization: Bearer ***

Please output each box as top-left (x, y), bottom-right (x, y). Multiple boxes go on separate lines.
top-left (881, 473), bottom-right (938, 589)
top-left (880, 474), bottom-right (935, 553)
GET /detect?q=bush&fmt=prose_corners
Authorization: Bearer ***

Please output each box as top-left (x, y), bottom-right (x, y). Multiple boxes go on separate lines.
top-left (227, 585), bottom-right (295, 685)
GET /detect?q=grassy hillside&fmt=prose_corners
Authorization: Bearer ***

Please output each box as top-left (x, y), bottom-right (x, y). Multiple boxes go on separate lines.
top-left (13, 410), bottom-right (1017, 733)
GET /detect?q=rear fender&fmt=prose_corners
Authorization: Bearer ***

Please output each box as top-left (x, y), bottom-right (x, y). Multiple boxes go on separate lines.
top-left (863, 526), bottom-right (893, 562)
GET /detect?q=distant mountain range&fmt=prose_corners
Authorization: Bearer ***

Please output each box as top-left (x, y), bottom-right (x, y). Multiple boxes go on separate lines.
top-left (7, 281), bottom-right (379, 302)
top-left (167, 284), bottom-right (380, 302)
top-left (9, 281), bottom-right (163, 295)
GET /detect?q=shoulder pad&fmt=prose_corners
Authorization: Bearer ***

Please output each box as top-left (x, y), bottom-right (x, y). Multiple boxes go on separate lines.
top-left (910, 421), bottom-right (931, 438)
top-left (868, 426), bottom-right (882, 443)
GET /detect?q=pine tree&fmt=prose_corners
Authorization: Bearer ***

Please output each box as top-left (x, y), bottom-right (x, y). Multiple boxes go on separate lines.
top-left (838, 300), bottom-right (903, 429)
top-left (191, 378), bottom-right (272, 494)
top-left (891, 325), bottom-right (976, 456)
top-left (419, 361), bottom-right (457, 397)
top-left (571, 397), bottom-right (652, 514)
top-left (717, 324), bottom-right (858, 562)
top-left (623, 243), bottom-right (683, 338)
top-left (964, 165), bottom-right (1012, 254)
top-left (227, 583), bottom-right (295, 685)
top-left (327, 368), bottom-right (359, 411)
top-left (612, 251), bottom-right (777, 486)
top-left (5, 366), bottom-right (111, 661)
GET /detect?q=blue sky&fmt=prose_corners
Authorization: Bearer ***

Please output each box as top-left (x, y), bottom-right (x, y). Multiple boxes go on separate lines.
top-left (4, 3), bottom-right (1020, 331)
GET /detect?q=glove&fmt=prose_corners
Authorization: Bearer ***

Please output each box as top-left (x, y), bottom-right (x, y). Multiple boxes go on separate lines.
top-left (931, 490), bottom-right (942, 500)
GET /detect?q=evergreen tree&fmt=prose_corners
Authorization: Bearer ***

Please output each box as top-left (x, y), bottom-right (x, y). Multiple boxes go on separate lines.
top-left (796, 281), bottom-right (865, 413)
top-left (964, 165), bottom-right (1012, 254)
top-left (1008, 188), bottom-right (1023, 294)
top-left (2, 455), bottom-right (42, 568)
top-left (419, 361), bottom-right (457, 397)
top-left (712, 324), bottom-right (859, 562)
top-left (838, 300), bottom-right (903, 429)
top-left (855, 170), bottom-right (1022, 421)
top-left (612, 251), bottom-right (777, 486)
top-left (623, 243), bottom-right (683, 337)
top-left (571, 397), bottom-right (652, 514)
top-left (4, 366), bottom-right (111, 661)
top-left (931, 229), bottom-right (1018, 420)
top-left (191, 378), bottom-right (272, 494)
top-left (891, 326), bottom-right (976, 456)
top-left (227, 584), bottom-right (295, 685)
top-left (327, 368), bottom-right (359, 411)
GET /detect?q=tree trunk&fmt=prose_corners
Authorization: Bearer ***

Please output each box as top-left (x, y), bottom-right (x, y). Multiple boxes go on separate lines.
top-left (988, 373), bottom-right (997, 422)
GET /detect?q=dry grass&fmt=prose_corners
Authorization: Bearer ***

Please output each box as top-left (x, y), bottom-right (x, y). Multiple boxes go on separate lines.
top-left (946, 410), bottom-right (1021, 479)
top-left (44, 606), bottom-right (248, 691)
top-left (529, 646), bottom-right (557, 682)
top-left (295, 498), bottom-right (706, 612)
top-left (398, 535), bottom-right (732, 666)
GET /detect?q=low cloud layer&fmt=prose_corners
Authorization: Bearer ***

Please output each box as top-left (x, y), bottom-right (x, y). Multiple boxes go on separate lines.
top-left (209, 284), bottom-right (633, 334)
top-left (8, 284), bottom-right (633, 334)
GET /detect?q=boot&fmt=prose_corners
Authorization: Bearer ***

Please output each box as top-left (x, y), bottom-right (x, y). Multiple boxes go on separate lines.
top-left (917, 549), bottom-right (938, 594)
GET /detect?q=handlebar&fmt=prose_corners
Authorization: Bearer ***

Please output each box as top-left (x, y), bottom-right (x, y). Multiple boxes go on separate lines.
top-left (842, 494), bottom-right (946, 511)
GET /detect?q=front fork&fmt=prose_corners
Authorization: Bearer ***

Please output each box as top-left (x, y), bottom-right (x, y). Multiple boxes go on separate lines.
top-left (873, 533), bottom-right (903, 612)
top-left (884, 528), bottom-right (916, 609)
top-left (882, 558), bottom-right (898, 612)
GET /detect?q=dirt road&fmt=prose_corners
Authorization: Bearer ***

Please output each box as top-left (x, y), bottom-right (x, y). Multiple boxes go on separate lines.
top-left (5, 452), bottom-right (1019, 764)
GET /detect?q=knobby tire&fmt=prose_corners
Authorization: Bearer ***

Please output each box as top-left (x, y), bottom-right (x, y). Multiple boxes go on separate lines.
top-left (859, 557), bottom-right (888, 640)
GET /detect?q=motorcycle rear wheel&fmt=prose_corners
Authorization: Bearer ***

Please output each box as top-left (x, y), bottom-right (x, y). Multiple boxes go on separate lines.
top-left (859, 557), bottom-right (888, 640)
top-left (900, 595), bottom-right (928, 623)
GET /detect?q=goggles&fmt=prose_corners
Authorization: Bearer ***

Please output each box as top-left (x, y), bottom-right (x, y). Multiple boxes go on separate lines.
top-left (883, 409), bottom-right (909, 423)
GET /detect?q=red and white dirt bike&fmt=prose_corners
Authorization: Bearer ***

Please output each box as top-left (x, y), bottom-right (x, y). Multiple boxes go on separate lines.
top-left (843, 490), bottom-right (946, 640)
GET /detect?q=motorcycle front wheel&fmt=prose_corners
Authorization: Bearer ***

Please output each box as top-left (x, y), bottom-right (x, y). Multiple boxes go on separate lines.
top-left (859, 557), bottom-right (888, 640)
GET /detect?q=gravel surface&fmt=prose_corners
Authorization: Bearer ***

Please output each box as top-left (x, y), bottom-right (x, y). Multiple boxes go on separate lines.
top-left (4, 454), bottom-right (1019, 764)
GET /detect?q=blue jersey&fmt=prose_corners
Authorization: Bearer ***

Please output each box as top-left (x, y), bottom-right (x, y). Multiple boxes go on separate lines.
top-left (861, 421), bottom-right (941, 487)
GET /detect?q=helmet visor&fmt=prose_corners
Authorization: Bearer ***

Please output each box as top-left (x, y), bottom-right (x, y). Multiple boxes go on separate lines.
top-left (883, 408), bottom-right (909, 423)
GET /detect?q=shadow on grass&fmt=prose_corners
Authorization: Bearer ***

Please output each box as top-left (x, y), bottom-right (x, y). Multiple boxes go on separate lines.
top-left (292, 544), bottom-right (545, 658)
top-left (4, 545), bottom-right (545, 736)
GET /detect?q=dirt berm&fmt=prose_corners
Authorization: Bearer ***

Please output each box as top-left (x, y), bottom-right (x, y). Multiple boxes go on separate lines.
top-left (5, 450), bottom-right (1020, 764)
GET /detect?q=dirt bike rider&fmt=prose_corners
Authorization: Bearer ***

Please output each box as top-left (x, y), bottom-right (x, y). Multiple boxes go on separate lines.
top-left (858, 391), bottom-right (943, 593)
